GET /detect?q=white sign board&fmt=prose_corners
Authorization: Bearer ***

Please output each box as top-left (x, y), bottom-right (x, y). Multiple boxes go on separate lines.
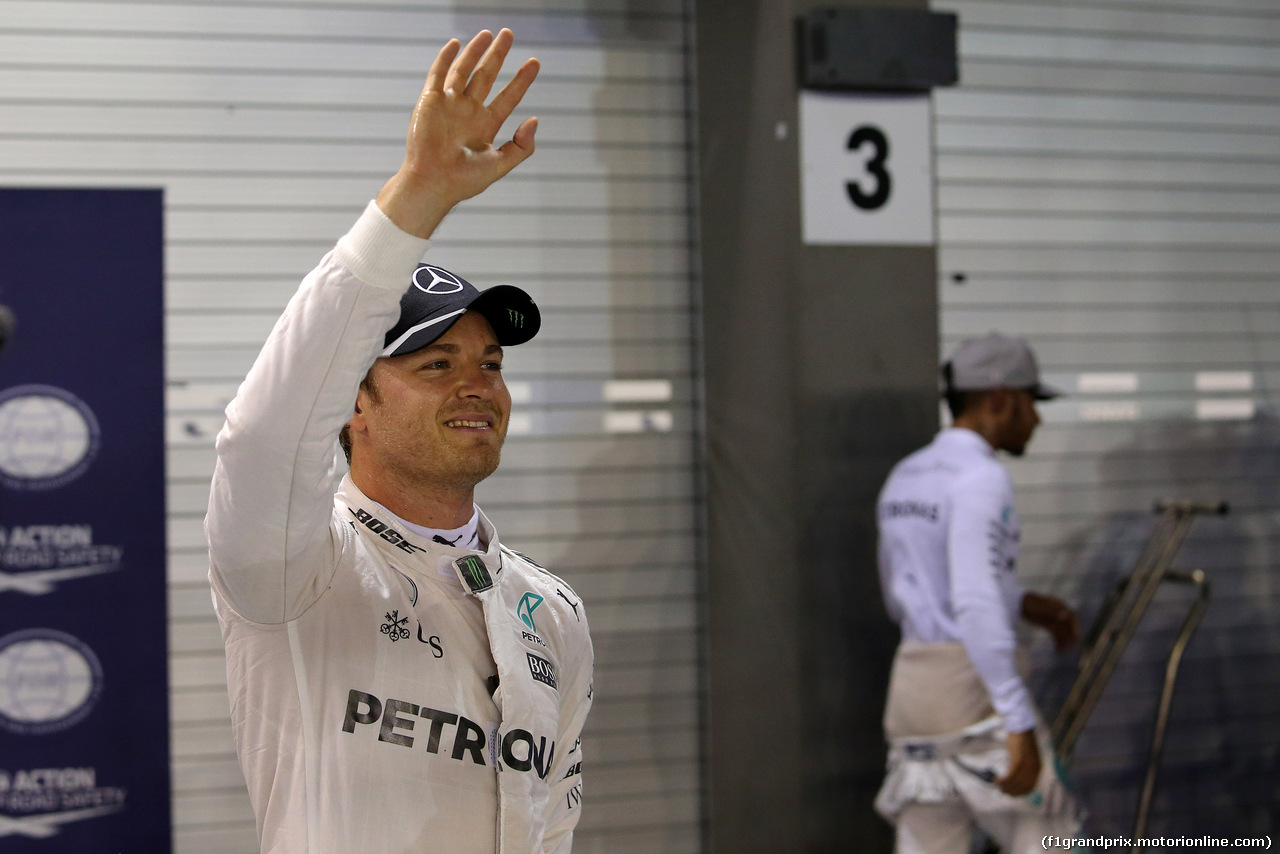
top-left (798, 91), bottom-right (935, 246)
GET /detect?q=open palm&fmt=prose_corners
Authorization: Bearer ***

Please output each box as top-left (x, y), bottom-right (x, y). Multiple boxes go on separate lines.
top-left (378, 28), bottom-right (540, 238)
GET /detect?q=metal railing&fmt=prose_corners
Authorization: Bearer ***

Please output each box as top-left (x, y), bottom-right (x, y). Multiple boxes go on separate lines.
top-left (1050, 500), bottom-right (1223, 847)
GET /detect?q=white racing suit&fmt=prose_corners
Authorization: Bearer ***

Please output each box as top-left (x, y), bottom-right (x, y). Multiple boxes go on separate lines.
top-left (875, 429), bottom-right (1081, 852)
top-left (876, 713), bottom-right (1081, 854)
top-left (207, 202), bottom-right (593, 854)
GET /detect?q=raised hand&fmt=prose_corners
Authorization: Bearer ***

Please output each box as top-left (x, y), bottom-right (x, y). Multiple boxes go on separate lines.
top-left (376, 28), bottom-right (540, 238)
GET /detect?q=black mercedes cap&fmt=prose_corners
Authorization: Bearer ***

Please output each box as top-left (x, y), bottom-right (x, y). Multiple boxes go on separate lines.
top-left (380, 264), bottom-right (541, 357)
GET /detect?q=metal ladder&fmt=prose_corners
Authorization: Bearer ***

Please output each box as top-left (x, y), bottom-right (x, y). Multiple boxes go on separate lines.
top-left (1050, 500), bottom-right (1223, 845)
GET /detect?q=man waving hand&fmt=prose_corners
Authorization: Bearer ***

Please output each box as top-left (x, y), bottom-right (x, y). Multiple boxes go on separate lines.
top-left (207, 30), bottom-right (593, 854)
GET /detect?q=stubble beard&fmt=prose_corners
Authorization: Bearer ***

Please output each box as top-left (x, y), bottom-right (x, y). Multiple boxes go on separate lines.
top-left (405, 434), bottom-right (503, 496)
top-left (1004, 426), bottom-right (1034, 457)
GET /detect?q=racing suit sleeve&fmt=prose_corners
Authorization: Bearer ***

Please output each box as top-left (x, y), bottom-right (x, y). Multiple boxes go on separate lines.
top-left (875, 484), bottom-right (906, 627)
top-left (947, 472), bottom-right (1036, 733)
top-left (206, 201), bottom-right (429, 624)
top-left (542, 608), bottom-right (594, 853)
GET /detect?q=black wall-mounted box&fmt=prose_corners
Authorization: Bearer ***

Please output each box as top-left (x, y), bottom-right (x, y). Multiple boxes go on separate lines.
top-left (797, 8), bottom-right (959, 92)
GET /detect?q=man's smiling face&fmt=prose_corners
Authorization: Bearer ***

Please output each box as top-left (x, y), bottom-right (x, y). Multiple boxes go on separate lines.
top-left (350, 310), bottom-right (511, 493)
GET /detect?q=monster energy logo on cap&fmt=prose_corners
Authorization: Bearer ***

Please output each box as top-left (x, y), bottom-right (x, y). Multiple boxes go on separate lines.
top-left (454, 555), bottom-right (492, 593)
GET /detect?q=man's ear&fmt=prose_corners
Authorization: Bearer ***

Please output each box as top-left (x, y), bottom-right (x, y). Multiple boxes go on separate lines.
top-left (987, 387), bottom-right (1013, 418)
top-left (348, 387), bottom-right (371, 433)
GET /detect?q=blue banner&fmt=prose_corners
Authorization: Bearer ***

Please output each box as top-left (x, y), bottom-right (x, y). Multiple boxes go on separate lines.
top-left (0, 188), bottom-right (171, 851)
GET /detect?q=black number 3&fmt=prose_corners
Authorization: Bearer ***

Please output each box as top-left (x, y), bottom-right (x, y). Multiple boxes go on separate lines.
top-left (846, 125), bottom-right (891, 211)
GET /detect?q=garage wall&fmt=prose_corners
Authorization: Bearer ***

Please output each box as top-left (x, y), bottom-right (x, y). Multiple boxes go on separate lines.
top-left (0, 1), bottom-right (702, 850)
top-left (934, 0), bottom-right (1280, 837)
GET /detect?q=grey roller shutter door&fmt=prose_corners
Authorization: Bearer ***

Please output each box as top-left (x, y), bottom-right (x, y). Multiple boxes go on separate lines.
top-left (935, 0), bottom-right (1280, 837)
top-left (0, 1), bottom-right (701, 850)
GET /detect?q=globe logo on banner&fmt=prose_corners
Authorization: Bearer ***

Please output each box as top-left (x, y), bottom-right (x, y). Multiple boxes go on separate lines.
top-left (0, 385), bottom-right (101, 490)
top-left (0, 629), bottom-right (105, 735)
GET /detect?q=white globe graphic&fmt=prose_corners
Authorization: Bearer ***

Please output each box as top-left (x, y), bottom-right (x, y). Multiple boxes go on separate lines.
top-left (0, 392), bottom-right (93, 482)
top-left (0, 637), bottom-right (97, 729)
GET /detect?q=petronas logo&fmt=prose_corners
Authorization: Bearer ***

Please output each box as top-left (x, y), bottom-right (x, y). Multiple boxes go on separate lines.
top-left (517, 592), bottom-right (544, 631)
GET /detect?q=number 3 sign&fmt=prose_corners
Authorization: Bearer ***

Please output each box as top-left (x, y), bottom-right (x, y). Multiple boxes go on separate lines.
top-left (798, 91), bottom-right (935, 245)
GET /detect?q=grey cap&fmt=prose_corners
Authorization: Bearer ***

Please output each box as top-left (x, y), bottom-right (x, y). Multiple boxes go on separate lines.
top-left (944, 331), bottom-right (1063, 400)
